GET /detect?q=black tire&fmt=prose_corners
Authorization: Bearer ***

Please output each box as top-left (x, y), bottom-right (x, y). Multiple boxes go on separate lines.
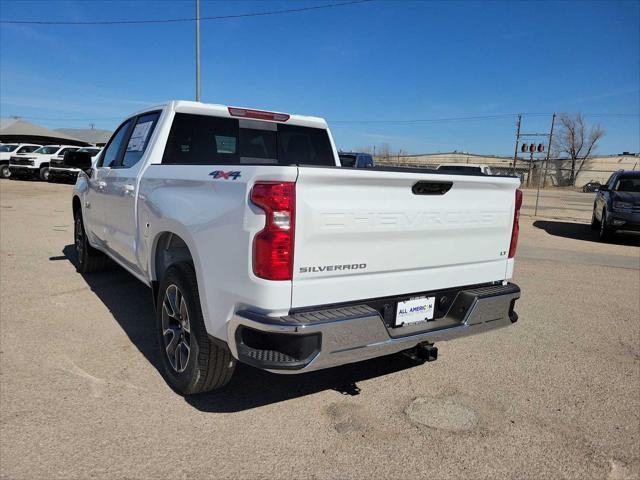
top-left (74, 209), bottom-right (109, 273)
top-left (39, 166), bottom-right (50, 181)
top-left (0, 164), bottom-right (10, 179)
top-left (156, 262), bottom-right (235, 394)
top-left (599, 210), bottom-right (612, 241)
top-left (590, 208), bottom-right (600, 230)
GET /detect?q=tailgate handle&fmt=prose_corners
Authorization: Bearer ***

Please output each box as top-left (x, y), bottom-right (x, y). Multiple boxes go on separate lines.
top-left (412, 181), bottom-right (452, 195)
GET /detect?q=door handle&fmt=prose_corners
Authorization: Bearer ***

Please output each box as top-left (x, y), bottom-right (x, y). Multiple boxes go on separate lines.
top-left (124, 184), bottom-right (135, 196)
top-left (97, 181), bottom-right (107, 189)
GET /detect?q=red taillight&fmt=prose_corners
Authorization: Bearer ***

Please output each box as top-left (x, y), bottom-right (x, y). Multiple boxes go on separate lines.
top-left (251, 182), bottom-right (295, 280)
top-left (509, 189), bottom-right (523, 258)
top-left (228, 107), bottom-right (290, 122)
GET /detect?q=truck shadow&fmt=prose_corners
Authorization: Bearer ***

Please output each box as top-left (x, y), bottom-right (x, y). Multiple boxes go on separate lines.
top-left (533, 220), bottom-right (640, 246)
top-left (59, 245), bottom-right (423, 412)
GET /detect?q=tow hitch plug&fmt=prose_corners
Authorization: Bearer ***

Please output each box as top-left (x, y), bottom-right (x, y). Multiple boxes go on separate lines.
top-left (403, 342), bottom-right (438, 363)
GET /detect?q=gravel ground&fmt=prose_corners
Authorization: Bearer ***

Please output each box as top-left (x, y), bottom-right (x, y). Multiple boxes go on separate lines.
top-left (1, 179), bottom-right (639, 480)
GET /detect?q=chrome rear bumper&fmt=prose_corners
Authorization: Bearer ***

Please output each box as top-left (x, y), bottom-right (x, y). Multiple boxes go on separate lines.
top-left (227, 283), bottom-right (520, 374)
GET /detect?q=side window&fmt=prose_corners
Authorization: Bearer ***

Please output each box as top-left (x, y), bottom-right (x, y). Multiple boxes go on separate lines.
top-left (59, 147), bottom-right (77, 156)
top-left (122, 112), bottom-right (160, 168)
top-left (99, 120), bottom-right (133, 168)
top-left (162, 113), bottom-right (239, 165)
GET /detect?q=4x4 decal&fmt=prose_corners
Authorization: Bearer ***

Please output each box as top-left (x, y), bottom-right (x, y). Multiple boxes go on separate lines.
top-left (209, 170), bottom-right (241, 180)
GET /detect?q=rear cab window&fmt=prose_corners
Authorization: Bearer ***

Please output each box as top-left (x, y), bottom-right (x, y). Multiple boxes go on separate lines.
top-left (162, 113), bottom-right (335, 166)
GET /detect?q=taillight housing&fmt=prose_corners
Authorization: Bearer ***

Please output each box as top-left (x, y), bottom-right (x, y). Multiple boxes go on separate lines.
top-left (251, 182), bottom-right (295, 280)
top-left (508, 189), bottom-right (523, 258)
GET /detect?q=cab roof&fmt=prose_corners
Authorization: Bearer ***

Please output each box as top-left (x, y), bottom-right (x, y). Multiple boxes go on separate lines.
top-left (133, 100), bottom-right (329, 130)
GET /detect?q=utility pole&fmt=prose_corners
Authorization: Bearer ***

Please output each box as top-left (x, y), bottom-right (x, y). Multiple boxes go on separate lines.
top-left (512, 114), bottom-right (522, 172)
top-left (541, 113), bottom-right (555, 189)
top-left (534, 113), bottom-right (556, 216)
top-left (195, 0), bottom-right (201, 102)
top-left (527, 149), bottom-right (534, 187)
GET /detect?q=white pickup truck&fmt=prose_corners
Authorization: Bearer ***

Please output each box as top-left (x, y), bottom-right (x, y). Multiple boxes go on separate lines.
top-left (49, 146), bottom-right (102, 183)
top-left (69, 100), bottom-right (522, 395)
top-left (10, 145), bottom-right (79, 181)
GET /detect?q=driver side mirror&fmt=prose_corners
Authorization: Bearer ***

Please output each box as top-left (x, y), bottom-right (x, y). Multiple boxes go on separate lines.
top-left (63, 151), bottom-right (93, 172)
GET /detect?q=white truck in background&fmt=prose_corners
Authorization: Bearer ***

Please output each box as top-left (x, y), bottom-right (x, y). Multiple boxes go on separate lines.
top-left (0, 143), bottom-right (41, 178)
top-left (69, 100), bottom-right (522, 395)
top-left (9, 145), bottom-right (80, 181)
top-left (49, 146), bottom-right (102, 183)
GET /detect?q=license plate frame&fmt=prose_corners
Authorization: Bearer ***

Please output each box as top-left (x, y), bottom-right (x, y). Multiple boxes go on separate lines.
top-left (395, 296), bottom-right (435, 327)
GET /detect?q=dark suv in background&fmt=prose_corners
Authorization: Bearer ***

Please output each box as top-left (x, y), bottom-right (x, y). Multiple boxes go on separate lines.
top-left (338, 152), bottom-right (374, 168)
top-left (591, 170), bottom-right (640, 241)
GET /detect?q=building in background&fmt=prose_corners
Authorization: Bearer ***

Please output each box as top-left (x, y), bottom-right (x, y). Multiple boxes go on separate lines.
top-left (0, 118), bottom-right (88, 146)
top-left (375, 151), bottom-right (639, 186)
top-left (55, 128), bottom-right (112, 147)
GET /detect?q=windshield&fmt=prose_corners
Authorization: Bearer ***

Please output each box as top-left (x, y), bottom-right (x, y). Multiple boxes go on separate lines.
top-left (33, 146), bottom-right (60, 155)
top-left (339, 154), bottom-right (357, 167)
top-left (0, 144), bottom-right (18, 152)
top-left (614, 176), bottom-right (640, 193)
top-left (78, 148), bottom-right (100, 154)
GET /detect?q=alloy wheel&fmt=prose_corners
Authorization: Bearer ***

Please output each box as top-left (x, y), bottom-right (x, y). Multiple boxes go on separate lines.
top-left (161, 284), bottom-right (191, 373)
top-left (74, 215), bottom-right (85, 264)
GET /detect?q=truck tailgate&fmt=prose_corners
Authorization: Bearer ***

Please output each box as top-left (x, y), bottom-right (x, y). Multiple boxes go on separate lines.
top-left (292, 167), bottom-right (519, 308)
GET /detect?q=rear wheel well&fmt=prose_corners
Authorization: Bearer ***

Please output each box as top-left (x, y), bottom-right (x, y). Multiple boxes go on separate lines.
top-left (72, 196), bottom-right (81, 215)
top-left (153, 232), bottom-right (195, 310)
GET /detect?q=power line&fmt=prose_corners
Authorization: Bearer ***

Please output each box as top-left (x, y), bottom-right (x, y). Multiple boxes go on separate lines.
top-left (330, 114), bottom-right (522, 124)
top-left (330, 112), bottom-right (639, 124)
top-left (0, 0), bottom-right (372, 25)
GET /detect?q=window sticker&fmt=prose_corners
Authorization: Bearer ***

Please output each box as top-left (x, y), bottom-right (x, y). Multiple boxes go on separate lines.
top-left (127, 121), bottom-right (153, 152)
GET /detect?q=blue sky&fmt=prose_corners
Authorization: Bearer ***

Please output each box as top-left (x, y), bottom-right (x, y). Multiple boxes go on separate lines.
top-left (1, 0), bottom-right (638, 155)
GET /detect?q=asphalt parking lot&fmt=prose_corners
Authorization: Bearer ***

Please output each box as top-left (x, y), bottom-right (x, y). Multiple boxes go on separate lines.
top-left (1, 179), bottom-right (639, 480)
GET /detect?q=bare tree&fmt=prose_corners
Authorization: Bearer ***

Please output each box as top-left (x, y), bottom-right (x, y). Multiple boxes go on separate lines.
top-left (553, 113), bottom-right (604, 186)
top-left (378, 142), bottom-right (391, 161)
